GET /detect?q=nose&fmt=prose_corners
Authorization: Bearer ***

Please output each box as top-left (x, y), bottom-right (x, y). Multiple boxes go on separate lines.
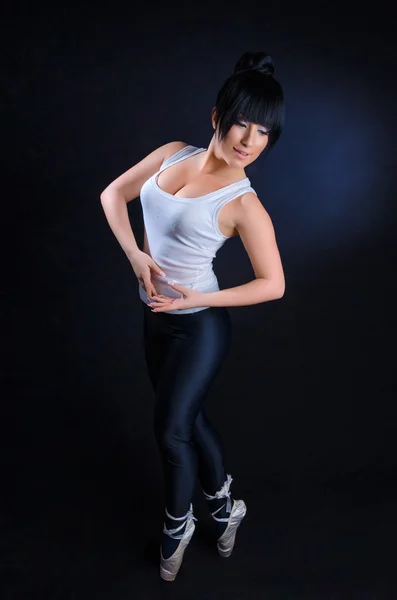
top-left (241, 140), bottom-right (253, 151)
top-left (241, 123), bottom-right (257, 148)
top-left (241, 130), bottom-right (255, 148)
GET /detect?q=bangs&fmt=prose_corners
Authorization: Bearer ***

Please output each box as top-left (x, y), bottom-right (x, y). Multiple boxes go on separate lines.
top-left (215, 71), bottom-right (285, 150)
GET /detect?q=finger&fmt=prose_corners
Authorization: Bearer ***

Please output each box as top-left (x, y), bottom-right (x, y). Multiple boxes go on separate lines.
top-left (150, 299), bottom-right (175, 308)
top-left (167, 281), bottom-right (187, 293)
top-left (152, 299), bottom-right (183, 312)
top-left (144, 280), bottom-right (153, 297)
top-left (150, 286), bottom-right (158, 298)
top-left (153, 295), bottom-right (174, 303)
top-left (152, 263), bottom-right (166, 277)
top-left (151, 305), bottom-right (175, 312)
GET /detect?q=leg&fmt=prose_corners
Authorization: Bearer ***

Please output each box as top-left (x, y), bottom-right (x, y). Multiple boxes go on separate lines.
top-left (142, 302), bottom-right (245, 562)
top-left (151, 306), bottom-right (232, 518)
top-left (193, 408), bottom-right (228, 496)
top-left (142, 303), bottom-right (232, 560)
top-left (194, 408), bottom-right (236, 540)
top-left (143, 300), bottom-right (230, 496)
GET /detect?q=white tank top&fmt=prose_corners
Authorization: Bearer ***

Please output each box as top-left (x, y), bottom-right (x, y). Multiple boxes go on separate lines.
top-left (139, 144), bottom-right (257, 314)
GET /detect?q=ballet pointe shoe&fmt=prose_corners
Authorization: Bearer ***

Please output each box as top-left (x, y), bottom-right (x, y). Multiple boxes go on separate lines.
top-left (203, 474), bottom-right (247, 558)
top-left (159, 503), bottom-right (197, 582)
top-left (215, 498), bottom-right (247, 557)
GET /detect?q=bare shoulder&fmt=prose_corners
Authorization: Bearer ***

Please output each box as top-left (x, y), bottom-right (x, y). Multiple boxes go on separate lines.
top-left (100, 140), bottom-right (189, 202)
top-left (219, 191), bottom-right (270, 238)
top-left (233, 192), bottom-right (275, 245)
top-left (163, 140), bottom-right (190, 161)
top-left (237, 191), bottom-right (267, 210)
top-left (233, 191), bottom-right (274, 227)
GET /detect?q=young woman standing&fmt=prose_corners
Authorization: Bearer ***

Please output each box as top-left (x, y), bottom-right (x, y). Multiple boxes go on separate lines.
top-left (100, 51), bottom-right (285, 582)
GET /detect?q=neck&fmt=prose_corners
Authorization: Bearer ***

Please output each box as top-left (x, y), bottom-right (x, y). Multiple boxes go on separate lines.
top-left (199, 135), bottom-right (246, 181)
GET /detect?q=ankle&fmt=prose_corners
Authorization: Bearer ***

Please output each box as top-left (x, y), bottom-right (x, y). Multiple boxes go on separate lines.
top-left (206, 497), bottom-right (229, 515)
top-left (163, 503), bottom-right (196, 539)
top-left (203, 473), bottom-right (234, 517)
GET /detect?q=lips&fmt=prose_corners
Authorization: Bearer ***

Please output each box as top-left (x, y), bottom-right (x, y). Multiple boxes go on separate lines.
top-left (233, 147), bottom-right (249, 157)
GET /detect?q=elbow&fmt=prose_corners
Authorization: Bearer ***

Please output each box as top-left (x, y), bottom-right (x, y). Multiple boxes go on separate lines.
top-left (100, 187), bottom-right (116, 204)
top-left (258, 278), bottom-right (285, 302)
top-left (100, 186), bottom-right (126, 204)
top-left (270, 279), bottom-right (285, 300)
top-left (275, 287), bottom-right (285, 299)
top-left (100, 187), bottom-right (110, 202)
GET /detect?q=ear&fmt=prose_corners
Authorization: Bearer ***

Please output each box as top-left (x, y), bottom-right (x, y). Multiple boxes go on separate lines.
top-left (211, 107), bottom-right (217, 129)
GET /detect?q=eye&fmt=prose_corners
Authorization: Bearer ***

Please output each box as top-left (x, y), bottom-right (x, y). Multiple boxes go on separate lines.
top-left (236, 121), bottom-right (269, 135)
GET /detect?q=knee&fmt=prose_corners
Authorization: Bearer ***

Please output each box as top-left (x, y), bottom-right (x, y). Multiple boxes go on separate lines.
top-left (155, 422), bottom-right (193, 455)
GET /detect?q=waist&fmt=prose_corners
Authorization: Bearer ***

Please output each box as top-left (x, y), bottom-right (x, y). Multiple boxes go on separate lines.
top-left (153, 266), bottom-right (217, 288)
top-left (138, 271), bottom-right (219, 314)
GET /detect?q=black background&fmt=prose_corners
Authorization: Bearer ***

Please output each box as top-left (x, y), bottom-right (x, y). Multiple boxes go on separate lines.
top-left (3, 1), bottom-right (397, 598)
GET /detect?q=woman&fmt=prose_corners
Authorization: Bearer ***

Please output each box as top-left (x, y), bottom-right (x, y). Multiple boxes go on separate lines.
top-left (100, 51), bottom-right (285, 582)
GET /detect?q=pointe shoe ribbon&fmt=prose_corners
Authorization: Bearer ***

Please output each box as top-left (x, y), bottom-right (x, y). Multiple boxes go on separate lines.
top-left (202, 473), bottom-right (233, 516)
top-left (163, 503), bottom-right (197, 539)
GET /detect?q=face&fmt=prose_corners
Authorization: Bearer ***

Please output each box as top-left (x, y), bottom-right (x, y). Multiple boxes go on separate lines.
top-left (211, 109), bottom-right (270, 167)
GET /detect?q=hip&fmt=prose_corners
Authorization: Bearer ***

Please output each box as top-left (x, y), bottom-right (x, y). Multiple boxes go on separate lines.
top-left (142, 299), bottom-right (232, 343)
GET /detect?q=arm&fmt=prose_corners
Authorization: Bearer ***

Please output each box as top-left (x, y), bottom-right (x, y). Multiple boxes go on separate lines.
top-left (202, 192), bottom-right (285, 307)
top-left (100, 141), bottom-right (188, 259)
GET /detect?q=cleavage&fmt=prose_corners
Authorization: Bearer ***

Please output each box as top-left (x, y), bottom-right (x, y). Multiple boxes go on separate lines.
top-left (157, 155), bottom-right (238, 199)
top-left (157, 161), bottom-right (214, 198)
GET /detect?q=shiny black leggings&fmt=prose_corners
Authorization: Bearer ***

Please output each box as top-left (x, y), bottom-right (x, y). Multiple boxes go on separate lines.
top-left (142, 301), bottom-right (232, 519)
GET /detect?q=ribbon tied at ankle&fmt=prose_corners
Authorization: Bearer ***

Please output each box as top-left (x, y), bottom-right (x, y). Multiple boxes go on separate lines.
top-left (163, 503), bottom-right (197, 540)
top-left (203, 473), bottom-right (233, 514)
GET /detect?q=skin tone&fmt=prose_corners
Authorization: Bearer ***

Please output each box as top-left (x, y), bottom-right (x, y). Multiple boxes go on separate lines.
top-left (203, 108), bottom-right (270, 179)
top-left (149, 108), bottom-right (284, 312)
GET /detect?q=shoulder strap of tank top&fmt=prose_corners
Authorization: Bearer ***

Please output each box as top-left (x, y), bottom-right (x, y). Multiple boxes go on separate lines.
top-left (209, 178), bottom-right (257, 204)
top-left (212, 182), bottom-right (257, 236)
top-left (159, 145), bottom-right (204, 172)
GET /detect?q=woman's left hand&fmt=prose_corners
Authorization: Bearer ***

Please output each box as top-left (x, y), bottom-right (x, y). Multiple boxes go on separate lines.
top-left (148, 282), bottom-right (206, 312)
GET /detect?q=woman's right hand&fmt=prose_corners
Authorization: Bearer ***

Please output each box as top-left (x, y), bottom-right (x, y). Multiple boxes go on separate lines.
top-left (128, 250), bottom-right (166, 298)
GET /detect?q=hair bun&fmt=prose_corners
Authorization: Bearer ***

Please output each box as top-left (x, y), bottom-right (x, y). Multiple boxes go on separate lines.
top-left (233, 52), bottom-right (275, 76)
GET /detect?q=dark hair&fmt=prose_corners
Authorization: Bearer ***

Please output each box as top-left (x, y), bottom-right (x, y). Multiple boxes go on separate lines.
top-left (213, 51), bottom-right (285, 152)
